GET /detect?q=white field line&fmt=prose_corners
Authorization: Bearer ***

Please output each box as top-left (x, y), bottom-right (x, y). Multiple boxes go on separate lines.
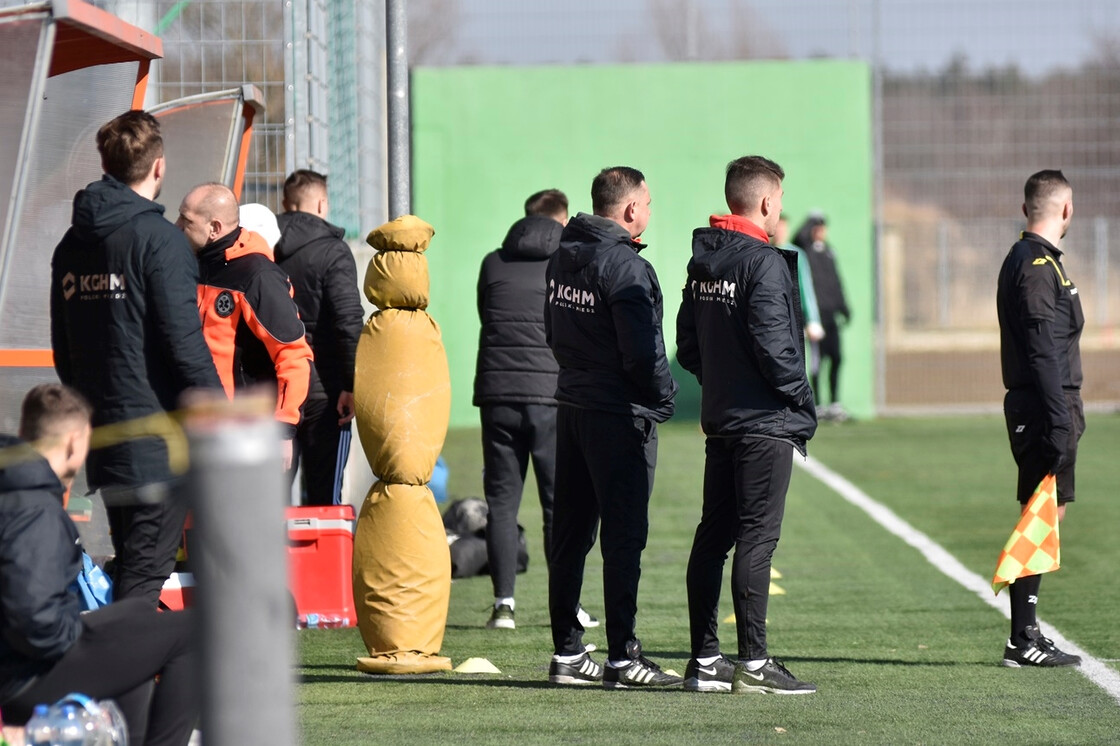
top-left (797, 455), bottom-right (1120, 706)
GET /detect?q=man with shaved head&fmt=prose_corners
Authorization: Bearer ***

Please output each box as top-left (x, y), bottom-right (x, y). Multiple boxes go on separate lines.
top-left (996, 169), bottom-right (1084, 668)
top-left (177, 183), bottom-right (314, 470)
top-left (51, 110), bottom-right (221, 606)
top-left (676, 155), bottom-right (817, 694)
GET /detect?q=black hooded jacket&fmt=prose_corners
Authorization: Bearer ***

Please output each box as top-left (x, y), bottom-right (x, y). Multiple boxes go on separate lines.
top-left (473, 215), bottom-right (562, 406)
top-left (0, 435), bottom-right (83, 705)
top-left (274, 212), bottom-right (363, 399)
top-left (794, 219), bottom-right (849, 322)
top-left (50, 176), bottom-right (222, 489)
top-left (676, 221), bottom-right (817, 452)
top-left (544, 213), bottom-right (677, 422)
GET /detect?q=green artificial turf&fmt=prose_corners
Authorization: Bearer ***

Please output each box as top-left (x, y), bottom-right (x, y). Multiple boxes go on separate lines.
top-left (298, 414), bottom-right (1120, 744)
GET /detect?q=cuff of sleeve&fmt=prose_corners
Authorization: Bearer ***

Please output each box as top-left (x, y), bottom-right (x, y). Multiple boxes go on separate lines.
top-left (278, 422), bottom-right (298, 439)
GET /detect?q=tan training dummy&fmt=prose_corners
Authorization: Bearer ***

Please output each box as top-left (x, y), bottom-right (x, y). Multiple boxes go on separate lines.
top-left (352, 215), bottom-right (453, 674)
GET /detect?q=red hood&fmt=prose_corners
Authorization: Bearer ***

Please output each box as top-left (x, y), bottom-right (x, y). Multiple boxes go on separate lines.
top-left (709, 214), bottom-right (770, 243)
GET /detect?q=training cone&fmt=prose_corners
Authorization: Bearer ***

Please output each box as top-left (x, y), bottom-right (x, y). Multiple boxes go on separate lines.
top-left (453, 657), bottom-right (502, 674)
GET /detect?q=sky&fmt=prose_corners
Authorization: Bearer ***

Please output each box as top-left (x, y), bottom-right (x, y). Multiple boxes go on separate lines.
top-left (441, 0), bottom-right (1120, 76)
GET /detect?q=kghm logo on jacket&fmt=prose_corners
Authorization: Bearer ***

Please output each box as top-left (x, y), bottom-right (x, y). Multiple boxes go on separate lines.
top-left (548, 278), bottom-right (596, 313)
top-left (61, 271), bottom-right (126, 301)
top-left (214, 290), bottom-right (235, 318)
top-left (691, 278), bottom-right (736, 307)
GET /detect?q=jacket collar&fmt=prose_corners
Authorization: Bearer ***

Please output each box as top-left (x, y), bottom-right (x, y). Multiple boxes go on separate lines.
top-left (709, 214), bottom-right (770, 243)
top-left (201, 227), bottom-right (275, 263)
top-left (1021, 231), bottom-right (1063, 258)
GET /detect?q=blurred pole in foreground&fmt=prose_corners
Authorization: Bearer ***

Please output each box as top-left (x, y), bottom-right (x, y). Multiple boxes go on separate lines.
top-left (185, 391), bottom-right (294, 746)
top-left (386, 0), bottom-right (410, 219)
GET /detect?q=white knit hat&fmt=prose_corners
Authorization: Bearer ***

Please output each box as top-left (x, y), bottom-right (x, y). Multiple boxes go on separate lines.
top-left (239, 203), bottom-right (281, 249)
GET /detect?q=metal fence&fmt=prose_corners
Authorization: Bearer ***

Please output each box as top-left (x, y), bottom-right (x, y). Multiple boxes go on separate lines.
top-left (95, 0), bottom-right (1120, 410)
top-left (105, 0), bottom-right (287, 210)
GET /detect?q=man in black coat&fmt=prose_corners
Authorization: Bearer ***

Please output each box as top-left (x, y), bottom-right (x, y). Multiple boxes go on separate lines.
top-left (677, 156), bottom-right (818, 695)
top-left (544, 167), bottom-right (679, 689)
top-left (275, 170), bottom-right (364, 505)
top-left (794, 213), bottom-right (850, 420)
top-left (474, 189), bottom-right (600, 631)
top-left (50, 111), bottom-right (222, 605)
top-left (0, 384), bottom-right (198, 746)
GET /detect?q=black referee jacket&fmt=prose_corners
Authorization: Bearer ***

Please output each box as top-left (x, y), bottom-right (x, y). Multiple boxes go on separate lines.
top-left (997, 231), bottom-right (1084, 429)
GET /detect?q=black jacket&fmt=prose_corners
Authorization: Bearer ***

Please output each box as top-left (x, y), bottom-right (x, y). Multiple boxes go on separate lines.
top-left (0, 435), bottom-right (83, 705)
top-left (544, 213), bottom-right (676, 422)
top-left (473, 215), bottom-right (562, 406)
top-left (796, 237), bottom-right (849, 322)
top-left (997, 231), bottom-right (1084, 429)
top-left (676, 220), bottom-right (817, 451)
top-left (274, 212), bottom-right (363, 399)
top-left (50, 176), bottom-right (222, 489)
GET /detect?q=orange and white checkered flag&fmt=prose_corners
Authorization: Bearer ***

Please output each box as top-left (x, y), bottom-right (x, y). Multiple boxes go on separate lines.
top-left (992, 474), bottom-right (1061, 595)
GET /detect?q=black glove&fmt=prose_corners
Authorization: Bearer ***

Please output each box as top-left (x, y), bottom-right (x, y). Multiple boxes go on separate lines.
top-left (1045, 422), bottom-right (1071, 474)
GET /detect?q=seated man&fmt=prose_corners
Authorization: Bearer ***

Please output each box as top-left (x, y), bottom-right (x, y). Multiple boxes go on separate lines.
top-left (0, 384), bottom-right (198, 746)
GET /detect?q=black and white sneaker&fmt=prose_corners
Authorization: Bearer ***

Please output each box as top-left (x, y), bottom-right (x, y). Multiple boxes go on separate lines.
top-left (1002, 624), bottom-right (1081, 668)
top-left (549, 651), bottom-right (603, 686)
top-left (683, 654), bottom-right (736, 692)
top-left (603, 640), bottom-right (683, 689)
top-left (731, 658), bottom-right (816, 694)
top-left (576, 604), bottom-right (600, 628)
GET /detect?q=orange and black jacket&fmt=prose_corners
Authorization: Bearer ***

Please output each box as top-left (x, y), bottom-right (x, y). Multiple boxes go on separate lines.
top-left (196, 227), bottom-right (315, 438)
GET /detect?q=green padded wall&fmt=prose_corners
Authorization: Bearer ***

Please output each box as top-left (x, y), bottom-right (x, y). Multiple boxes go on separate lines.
top-left (412, 60), bottom-right (873, 428)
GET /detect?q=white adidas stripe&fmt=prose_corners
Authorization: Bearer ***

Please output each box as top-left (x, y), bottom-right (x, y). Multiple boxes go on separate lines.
top-left (798, 455), bottom-right (1120, 707)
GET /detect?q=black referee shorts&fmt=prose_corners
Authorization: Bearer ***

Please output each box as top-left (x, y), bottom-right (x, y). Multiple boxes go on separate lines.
top-left (1004, 389), bottom-right (1085, 505)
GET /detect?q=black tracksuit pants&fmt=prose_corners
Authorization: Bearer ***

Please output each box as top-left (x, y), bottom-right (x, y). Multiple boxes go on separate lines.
top-left (4, 599), bottom-right (198, 746)
top-left (291, 394), bottom-right (352, 506)
top-left (103, 481), bottom-right (189, 606)
top-left (812, 316), bottom-right (842, 405)
top-left (480, 403), bottom-right (557, 599)
top-left (549, 405), bottom-right (656, 660)
top-left (686, 435), bottom-right (793, 661)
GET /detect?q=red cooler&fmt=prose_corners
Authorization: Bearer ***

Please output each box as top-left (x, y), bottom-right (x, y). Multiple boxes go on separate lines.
top-left (286, 504), bottom-right (356, 628)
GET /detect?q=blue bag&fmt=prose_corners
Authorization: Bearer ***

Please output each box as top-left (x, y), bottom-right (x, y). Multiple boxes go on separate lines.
top-left (69, 552), bottom-right (113, 611)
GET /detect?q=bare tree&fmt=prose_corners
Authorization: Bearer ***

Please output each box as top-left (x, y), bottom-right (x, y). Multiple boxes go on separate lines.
top-left (408, 0), bottom-right (462, 66)
top-left (648, 0), bottom-right (785, 62)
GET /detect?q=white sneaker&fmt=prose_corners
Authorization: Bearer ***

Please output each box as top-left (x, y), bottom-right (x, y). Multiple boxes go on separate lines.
top-left (576, 604), bottom-right (600, 628)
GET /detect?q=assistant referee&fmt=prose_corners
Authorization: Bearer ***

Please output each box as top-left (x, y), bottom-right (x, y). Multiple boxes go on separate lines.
top-left (996, 169), bottom-right (1084, 668)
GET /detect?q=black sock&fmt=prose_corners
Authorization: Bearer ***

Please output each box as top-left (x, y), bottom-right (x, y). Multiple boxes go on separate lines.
top-left (1009, 574), bottom-right (1042, 642)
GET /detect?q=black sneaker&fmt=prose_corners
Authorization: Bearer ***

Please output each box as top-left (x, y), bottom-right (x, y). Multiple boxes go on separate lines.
top-left (603, 640), bottom-right (683, 689)
top-left (549, 651), bottom-right (603, 686)
top-left (485, 603), bottom-right (515, 630)
top-left (684, 654), bottom-right (736, 692)
top-left (1002, 624), bottom-right (1081, 668)
top-left (731, 658), bottom-right (816, 694)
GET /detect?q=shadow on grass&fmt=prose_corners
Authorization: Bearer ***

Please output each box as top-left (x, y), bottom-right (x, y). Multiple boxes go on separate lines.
top-left (445, 623), bottom-right (551, 630)
top-left (301, 674), bottom-right (562, 689)
top-left (644, 651), bottom-right (978, 667)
